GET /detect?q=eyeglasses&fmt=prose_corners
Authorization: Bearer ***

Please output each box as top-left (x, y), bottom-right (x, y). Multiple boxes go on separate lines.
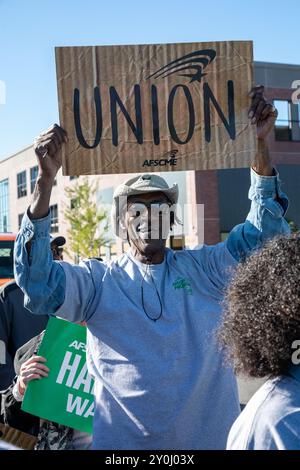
top-left (127, 201), bottom-right (172, 218)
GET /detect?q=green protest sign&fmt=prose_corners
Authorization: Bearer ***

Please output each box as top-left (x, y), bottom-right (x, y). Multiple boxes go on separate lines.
top-left (21, 317), bottom-right (94, 434)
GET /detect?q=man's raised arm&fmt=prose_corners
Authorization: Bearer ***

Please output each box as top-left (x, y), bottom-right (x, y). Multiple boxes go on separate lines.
top-left (29, 124), bottom-right (67, 219)
top-left (14, 125), bottom-right (67, 316)
top-left (14, 125), bottom-right (95, 322)
top-left (227, 85), bottom-right (290, 261)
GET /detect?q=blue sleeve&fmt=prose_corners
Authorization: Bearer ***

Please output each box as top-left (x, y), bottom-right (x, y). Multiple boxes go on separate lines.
top-left (226, 168), bottom-right (290, 261)
top-left (54, 260), bottom-right (104, 323)
top-left (14, 210), bottom-right (66, 315)
top-left (246, 411), bottom-right (300, 450)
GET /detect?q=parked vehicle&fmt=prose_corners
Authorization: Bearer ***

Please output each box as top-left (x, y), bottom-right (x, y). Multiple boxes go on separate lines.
top-left (0, 233), bottom-right (16, 286)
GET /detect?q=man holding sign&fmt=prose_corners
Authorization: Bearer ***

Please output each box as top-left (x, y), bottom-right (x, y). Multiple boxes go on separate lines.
top-left (15, 86), bottom-right (290, 449)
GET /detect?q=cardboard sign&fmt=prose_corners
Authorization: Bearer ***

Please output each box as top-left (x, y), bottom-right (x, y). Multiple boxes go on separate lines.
top-left (21, 317), bottom-right (94, 434)
top-left (55, 41), bottom-right (256, 175)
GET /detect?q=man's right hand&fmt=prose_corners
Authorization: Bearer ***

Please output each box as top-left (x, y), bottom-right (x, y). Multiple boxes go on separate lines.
top-left (34, 123), bottom-right (67, 180)
top-left (28, 124), bottom-right (67, 219)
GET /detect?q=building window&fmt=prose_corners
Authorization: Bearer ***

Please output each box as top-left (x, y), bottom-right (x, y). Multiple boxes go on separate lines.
top-left (170, 236), bottom-right (184, 250)
top-left (0, 179), bottom-right (10, 232)
top-left (122, 242), bottom-right (130, 253)
top-left (110, 243), bottom-right (117, 257)
top-left (30, 166), bottom-right (38, 193)
top-left (50, 204), bottom-right (59, 233)
top-left (274, 100), bottom-right (292, 141)
top-left (17, 171), bottom-right (27, 198)
top-left (18, 213), bottom-right (24, 230)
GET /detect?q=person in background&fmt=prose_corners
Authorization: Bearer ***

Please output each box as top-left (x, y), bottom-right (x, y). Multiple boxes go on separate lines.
top-left (15, 86), bottom-right (291, 450)
top-left (1, 331), bottom-right (92, 450)
top-left (0, 235), bottom-right (65, 391)
top-left (1, 243), bottom-right (95, 449)
top-left (220, 234), bottom-right (300, 450)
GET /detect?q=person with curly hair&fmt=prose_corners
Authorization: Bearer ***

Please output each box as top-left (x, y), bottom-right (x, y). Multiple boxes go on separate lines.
top-left (219, 233), bottom-right (300, 450)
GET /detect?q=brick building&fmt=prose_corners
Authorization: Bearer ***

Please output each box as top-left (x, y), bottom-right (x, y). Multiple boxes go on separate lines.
top-left (218, 61), bottom-right (300, 244)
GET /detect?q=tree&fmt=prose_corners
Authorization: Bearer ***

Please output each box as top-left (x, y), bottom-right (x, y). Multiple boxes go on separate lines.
top-left (64, 178), bottom-right (109, 261)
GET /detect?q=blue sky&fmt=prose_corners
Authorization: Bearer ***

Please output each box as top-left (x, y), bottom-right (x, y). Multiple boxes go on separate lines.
top-left (0, 0), bottom-right (299, 160)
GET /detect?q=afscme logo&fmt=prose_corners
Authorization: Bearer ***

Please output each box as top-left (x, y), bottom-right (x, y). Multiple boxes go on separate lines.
top-left (0, 80), bottom-right (6, 105)
top-left (143, 150), bottom-right (178, 167)
top-left (143, 158), bottom-right (177, 167)
top-left (146, 49), bottom-right (216, 83)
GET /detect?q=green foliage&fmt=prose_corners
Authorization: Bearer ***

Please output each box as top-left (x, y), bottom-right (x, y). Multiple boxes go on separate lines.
top-left (64, 178), bottom-right (109, 261)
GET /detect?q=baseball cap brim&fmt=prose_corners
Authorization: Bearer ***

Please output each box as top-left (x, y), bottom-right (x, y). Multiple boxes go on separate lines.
top-left (50, 235), bottom-right (66, 247)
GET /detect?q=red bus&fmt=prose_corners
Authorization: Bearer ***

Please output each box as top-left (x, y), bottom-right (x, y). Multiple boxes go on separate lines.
top-left (0, 233), bottom-right (16, 286)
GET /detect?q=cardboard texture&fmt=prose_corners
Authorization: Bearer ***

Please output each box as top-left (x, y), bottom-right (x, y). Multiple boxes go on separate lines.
top-left (55, 41), bottom-right (256, 175)
top-left (0, 423), bottom-right (37, 450)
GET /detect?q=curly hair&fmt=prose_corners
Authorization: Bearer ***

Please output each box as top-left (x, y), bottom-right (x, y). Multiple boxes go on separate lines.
top-left (219, 233), bottom-right (300, 378)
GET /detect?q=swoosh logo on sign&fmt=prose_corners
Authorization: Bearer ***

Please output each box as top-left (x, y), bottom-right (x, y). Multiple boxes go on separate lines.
top-left (146, 49), bottom-right (216, 83)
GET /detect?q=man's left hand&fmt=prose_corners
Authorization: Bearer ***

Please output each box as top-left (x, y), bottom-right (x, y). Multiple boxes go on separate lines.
top-left (248, 85), bottom-right (278, 141)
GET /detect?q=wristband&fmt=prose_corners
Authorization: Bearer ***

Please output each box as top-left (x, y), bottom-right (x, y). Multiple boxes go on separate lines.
top-left (12, 380), bottom-right (24, 402)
